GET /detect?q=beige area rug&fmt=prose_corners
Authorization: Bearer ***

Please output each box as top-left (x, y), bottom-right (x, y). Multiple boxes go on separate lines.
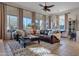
top-left (28, 47), bottom-right (57, 56)
top-left (27, 41), bottom-right (60, 50)
top-left (4, 40), bottom-right (60, 56)
top-left (26, 41), bottom-right (60, 56)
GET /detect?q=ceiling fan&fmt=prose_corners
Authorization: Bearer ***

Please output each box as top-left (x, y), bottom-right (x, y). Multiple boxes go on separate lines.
top-left (39, 2), bottom-right (55, 12)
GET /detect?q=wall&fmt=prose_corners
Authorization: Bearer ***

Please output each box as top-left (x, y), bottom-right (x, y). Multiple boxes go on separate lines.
top-left (68, 8), bottom-right (79, 21)
top-left (68, 8), bottom-right (79, 41)
top-left (53, 8), bottom-right (79, 39)
top-left (0, 3), bottom-right (51, 40)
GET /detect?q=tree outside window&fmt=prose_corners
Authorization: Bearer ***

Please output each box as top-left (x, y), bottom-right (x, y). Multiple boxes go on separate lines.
top-left (7, 15), bottom-right (18, 31)
top-left (23, 17), bottom-right (32, 30)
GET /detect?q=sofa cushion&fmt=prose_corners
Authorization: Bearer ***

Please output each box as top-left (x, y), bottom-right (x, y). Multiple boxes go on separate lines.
top-left (40, 30), bottom-right (49, 35)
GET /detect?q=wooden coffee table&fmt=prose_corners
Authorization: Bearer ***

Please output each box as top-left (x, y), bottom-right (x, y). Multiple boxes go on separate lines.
top-left (25, 35), bottom-right (40, 44)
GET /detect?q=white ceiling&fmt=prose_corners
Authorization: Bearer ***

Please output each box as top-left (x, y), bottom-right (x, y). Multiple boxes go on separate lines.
top-left (5, 2), bottom-right (79, 15)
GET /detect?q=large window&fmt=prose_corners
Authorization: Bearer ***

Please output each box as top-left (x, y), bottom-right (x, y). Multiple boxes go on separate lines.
top-left (59, 15), bottom-right (65, 31)
top-left (40, 19), bottom-right (44, 30)
top-left (35, 19), bottom-right (40, 29)
top-left (46, 19), bottom-right (49, 29)
top-left (7, 15), bottom-right (18, 31)
top-left (35, 19), bottom-right (43, 30)
top-left (35, 20), bottom-right (44, 30)
top-left (45, 16), bottom-right (49, 29)
top-left (35, 14), bottom-right (44, 30)
top-left (23, 17), bottom-right (32, 30)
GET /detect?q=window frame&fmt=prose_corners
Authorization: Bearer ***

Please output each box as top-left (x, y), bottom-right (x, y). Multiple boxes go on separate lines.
top-left (7, 14), bottom-right (18, 31)
top-left (23, 17), bottom-right (32, 30)
top-left (59, 15), bottom-right (65, 32)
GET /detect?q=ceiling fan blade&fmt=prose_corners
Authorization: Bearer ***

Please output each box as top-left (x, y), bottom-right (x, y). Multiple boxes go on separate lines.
top-left (43, 8), bottom-right (46, 11)
top-left (43, 8), bottom-right (50, 11)
top-left (46, 9), bottom-right (50, 11)
top-left (39, 4), bottom-right (44, 7)
top-left (47, 5), bottom-right (55, 8)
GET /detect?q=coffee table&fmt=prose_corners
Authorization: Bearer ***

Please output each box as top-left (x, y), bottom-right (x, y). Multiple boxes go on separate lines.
top-left (25, 35), bottom-right (40, 44)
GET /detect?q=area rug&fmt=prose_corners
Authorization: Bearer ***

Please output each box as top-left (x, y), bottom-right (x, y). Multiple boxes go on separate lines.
top-left (29, 47), bottom-right (57, 56)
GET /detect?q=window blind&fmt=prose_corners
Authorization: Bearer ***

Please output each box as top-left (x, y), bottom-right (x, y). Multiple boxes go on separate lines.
top-left (23, 10), bottom-right (32, 19)
top-left (7, 6), bottom-right (18, 16)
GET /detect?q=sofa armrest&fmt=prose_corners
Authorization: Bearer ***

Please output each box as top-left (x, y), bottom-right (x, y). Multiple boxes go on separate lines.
top-left (51, 35), bottom-right (60, 44)
top-left (53, 33), bottom-right (61, 40)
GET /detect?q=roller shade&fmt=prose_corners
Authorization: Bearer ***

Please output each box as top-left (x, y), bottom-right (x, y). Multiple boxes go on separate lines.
top-left (7, 6), bottom-right (19, 16)
top-left (23, 10), bottom-right (32, 18)
top-left (36, 13), bottom-right (43, 20)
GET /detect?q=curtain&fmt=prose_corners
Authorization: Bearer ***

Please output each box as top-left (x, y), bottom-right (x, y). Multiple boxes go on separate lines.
top-left (35, 13), bottom-right (45, 30)
top-left (0, 3), bottom-right (2, 39)
top-left (0, 3), bottom-right (6, 40)
top-left (18, 8), bottom-right (23, 30)
top-left (56, 15), bottom-right (59, 29)
top-left (46, 15), bottom-right (49, 29)
top-left (49, 16), bottom-right (51, 29)
top-left (32, 12), bottom-right (36, 24)
top-left (42, 15), bottom-right (46, 30)
top-left (65, 14), bottom-right (68, 31)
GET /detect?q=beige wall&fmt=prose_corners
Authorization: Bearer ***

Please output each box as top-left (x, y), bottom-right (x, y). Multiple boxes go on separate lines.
top-left (68, 8), bottom-right (79, 21)
top-left (67, 8), bottom-right (79, 41)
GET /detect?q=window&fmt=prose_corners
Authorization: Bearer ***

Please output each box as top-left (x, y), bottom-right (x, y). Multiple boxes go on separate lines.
top-left (46, 19), bottom-right (49, 29)
top-left (59, 15), bottom-right (65, 31)
top-left (51, 19), bottom-right (54, 29)
top-left (35, 19), bottom-right (43, 30)
top-left (46, 18), bottom-right (49, 29)
top-left (23, 17), bottom-right (32, 30)
top-left (40, 20), bottom-right (43, 30)
top-left (35, 19), bottom-right (40, 29)
top-left (7, 15), bottom-right (18, 31)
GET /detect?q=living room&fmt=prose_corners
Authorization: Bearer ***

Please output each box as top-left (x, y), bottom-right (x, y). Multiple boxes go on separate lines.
top-left (0, 2), bottom-right (79, 56)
